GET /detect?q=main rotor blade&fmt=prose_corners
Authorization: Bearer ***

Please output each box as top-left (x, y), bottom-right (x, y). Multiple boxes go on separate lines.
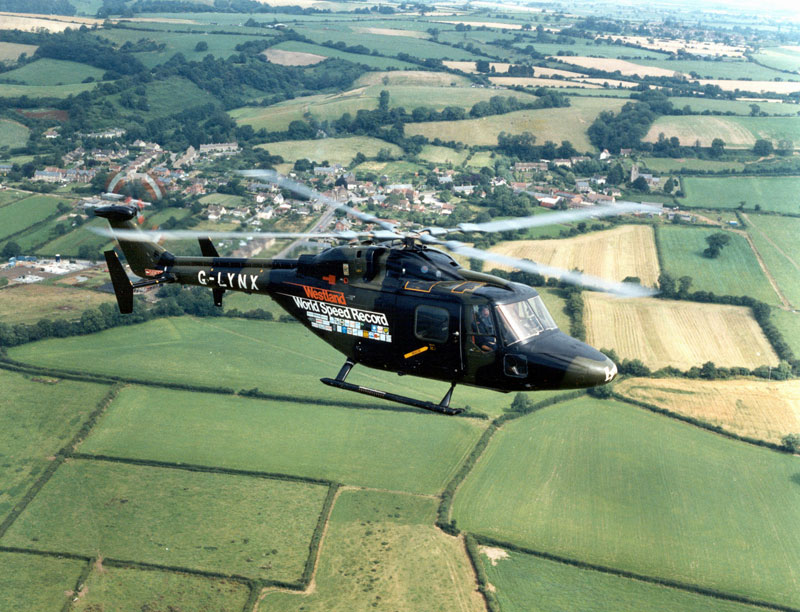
top-left (437, 238), bottom-right (658, 298)
top-left (89, 226), bottom-right (401, 243)
top-left (443, 201), bottom-right (661, 235)
top-left (240, 169), bottom-right (398, 232)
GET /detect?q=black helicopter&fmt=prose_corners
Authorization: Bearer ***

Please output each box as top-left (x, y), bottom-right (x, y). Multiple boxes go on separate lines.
top-left (95, 171), bottom-right (657, 414)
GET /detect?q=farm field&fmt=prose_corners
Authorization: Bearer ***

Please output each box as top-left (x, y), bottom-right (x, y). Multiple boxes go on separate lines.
top-left (78, 385), bottom-right (486, 495)
top-left (258, 136), bottom-right (402, 165)
top-left (0, 188), bottom-right (28, 207)
top-left (0, 369), bottom-right (109, 523)
top-left (0, 82), bottom-right (96, 98)
top-left (0, 41), bottom-right (38, 62)
top-left (644, 115), bottom-right (800, 148)
top-left (353, 70), bottom-right (471, 87)
top-left (263, 48), bottom-right (326, 65)
top-left (270, 40), bottom-right (417, 69)
top-left (417, 144), bottom-right (470, 165)
top-left (482, 549), bottom-right (774, 612)
top-left (641, 157), bottom-right (747, 173)
top-left (72, 566), bottom-right (250, 612)
top-left (583, 293), bottom-right (779, 370)
top-left (452, 397), bottom-right (800, 608)
top-left (260, 490), bottom-right (484, 612)
top-left (616, 377), bottom-right (800, 444)
top-left (630, 58), bottom-right (787, 80)
top-left (7, 317), bottom-right (519, 416)
top-left (513, 40), bottom-right (669, 60)
top-left (752, 46), bottom-right (800, 72)
top-left (551, 56), bottom-right (680, 78)
top-left (668, 96), bottom-right (800, 116)
top-left (744, 213), bottom-right (800, 308)
top-left (0, 551), bottom-right (84, 611)
top-left (0, 58), bottom-right (105, 85)
top-left (35, 216), bottom-right (112, 258)
top-left (1, 459), bottom-right (327, 582)
top-left (489, 225), bottom-right (661, 287)
top-left (697, 79), bottom-right (800, 94)
top-left (656, 225), bottom-right (779, 305)
top-left (681, 176), bottom-right (800, 214)
top-left (0, 119), bottom-right (30, 149)
top-left (773, 309), bottom-right (800, 356)
top-left (0, 283), bottom-right (114, 325)
top-left (405, 97), bottom-right (627, 150)
top-left (0, 194), bottom-right (62, 242)
top-left (489, 76), bottom-right (605, 89)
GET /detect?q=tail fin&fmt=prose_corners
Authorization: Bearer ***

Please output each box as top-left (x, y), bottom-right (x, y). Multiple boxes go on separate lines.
top-left (94, 205), bottom-right (172, 277)
top-left (104, 249), bottom-right (134, 314)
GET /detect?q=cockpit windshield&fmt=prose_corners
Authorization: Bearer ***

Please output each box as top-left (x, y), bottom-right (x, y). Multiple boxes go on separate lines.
top-left (495, 296), bottom-right (558, 345)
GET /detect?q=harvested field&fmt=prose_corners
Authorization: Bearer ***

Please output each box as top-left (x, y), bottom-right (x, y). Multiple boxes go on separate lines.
top-left (584, 293), bottom-right (779, 370)
top-left (354, 70), bottom-right (470, 86)
top-left (597, 35), bottom-right (745, 57)
top-left (0, 41), bottom-right (38, 62)
top-left (616, 378), bottom-right (800, 445)
top-left (354, 26), bottom-right (429, 38)
top-left (435, 20), bottom-right (523, 29)
top-left (0, 12), bottom-right (102, 32)
top-left (0, 284), bottom-right (114, 325)
top-left (550, 56), bottom-right (682, 78)
top-left (644, 115), bottom-right (800, 148)
top-left (263, 48), bottom-right (326, 65)
top-left (489, 225), bottom-right (660, 287)
top-left (447, 62), bottom-right (586, 78)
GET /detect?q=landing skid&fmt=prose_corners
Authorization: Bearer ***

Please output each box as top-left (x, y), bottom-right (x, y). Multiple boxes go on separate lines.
top-left (321, 360), bottom-right (462, 415)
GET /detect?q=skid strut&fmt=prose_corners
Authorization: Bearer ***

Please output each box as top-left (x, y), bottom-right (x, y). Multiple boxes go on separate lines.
top-left (321, 360), bottom-right (462, 415)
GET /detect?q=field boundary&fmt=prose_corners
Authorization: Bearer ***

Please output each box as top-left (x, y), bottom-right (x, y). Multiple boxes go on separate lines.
top-left (471, 534), bottom-right (800, 612)
top-left (0, 383), bottom-right (119, 539)
top-left (610, 392), bottom-right (791, 454)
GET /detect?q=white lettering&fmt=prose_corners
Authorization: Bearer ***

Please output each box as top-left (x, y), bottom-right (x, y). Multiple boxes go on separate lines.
top-left (238, 275), bottom-right (248, 290)
top-left (227, 273), bottom-right (236, 287)
top-left (216, 272), bottom-right (224, 287)
top-left (198, 270), bottom-right (207, 285)
top-left (250, 275), bottom-right (258, 291)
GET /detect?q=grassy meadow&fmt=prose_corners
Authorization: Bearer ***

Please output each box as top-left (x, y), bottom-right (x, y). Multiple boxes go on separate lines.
top-left (0, 119), bottom-right (30, 149)
top-left (483, 549), bottom-right (775, 612)
top-left (72, 566), bottom-right (250, 612)
top-left (78, 385), bottom-right (486, 495)
top-left (744, 213), bottom-right (800, 308)
top-left (260, 490), bottom-right (484, 612)
top-left (641, 157), bottom-right (747, 173)
top-left (584, 293), bottom-right (779, 370)
top-left (656, 225), bottom-right (779, 304)
top-left (0, 41), bottom-right (38, 62)
top-left (0, 194), bottom-right (62, 242)
top-left (680, 175), bottom-right (800, 214)
top-left (631, 58), bottom-right (787, 80)
top-left (0, 82), bottom-right (96, 98)
top-left (259, 136), bottom-right (403, 165)
top-left (0, 370), bottom-right (109, 523)
top-left (616, 377), bottom-right (800, 444)
top-left (0, 58), bottom-right (105, 85)
top-left (751, 46), bottom-right (800, 72)
top-left (645, 115), bottom-right (800, 149)
top-left (0, 551), bottom-right (84, 611)
top-left (0, 284), bottom-right (114, 325)
top-left (452, 397), bottom-right (800, 608)
top-left (7, 317), bottom-right (518, 416)
top-left (2, 459), bottom-right (327, 582)
top-left (773, 309), bottom-right (800, 357)
top-left (270, 40), bottom-right (417, 69)
top-left (405, 96), bottom-right (627, 150)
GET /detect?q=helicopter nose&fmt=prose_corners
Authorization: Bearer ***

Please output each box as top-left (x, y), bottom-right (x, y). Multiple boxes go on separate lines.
top-left (562, 354), bottom-right (617, 388)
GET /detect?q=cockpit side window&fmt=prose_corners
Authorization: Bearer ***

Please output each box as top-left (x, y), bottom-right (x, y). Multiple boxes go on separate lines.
top-left (495, 296), bottom-right (558, 345)
top-left (468, 304), bottom-right (497, 353)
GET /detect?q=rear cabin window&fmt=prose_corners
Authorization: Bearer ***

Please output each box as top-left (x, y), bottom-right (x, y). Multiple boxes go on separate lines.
top-left (414, 305), bottom-right (450, 343)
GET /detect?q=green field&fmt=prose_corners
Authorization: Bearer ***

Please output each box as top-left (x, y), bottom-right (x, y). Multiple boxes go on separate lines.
top-left (0, 194), bottom-right (62, 242)
top-left (7, 317), bottom-right (517, 416)
top-left (271, 40), bottom-right (417, 69)
top-left (514, 39), bottom-right (668, 60)
top-left (483, 550), bottom-right (774, 612)
top-left (352, 159), bottom-right (424, 179)
top-left (0, 58), bottom-right (105, 86)
top-left (417, 144), bottom-right (470, 165)
top-left (0, 188), bottom-right (28, 207)
top-left (0, 42), bottom-right (38, 62)
top-left (0, 82), bottom-right (97, 98)
top-left (772, 309), bottom-right (800, 356)
top-left (680, 176), bottom-right (800, 214)
top-left (641, 157), bottom-right (747, 173)
top-left (232, 85), bottom-right (539, 133)
top-left (36, 216), bottom-right (113, 257)
top-left (139, 76), bottom-right (219, 117)
top-left (668, 96), bottom-right (800, 116)
top-left (2, 459), bottom-right (327, 582)
top-left (73, 566), bottom-right (250, 612)
top-left (405, 96), bottom-right (627, 151)
top-left (0, 284), bottom-right (114, 325)
top-left (0, 551), bottom-right (84, 611)
top-left (632, 58), bottom-right (788, 80)
top-left (752, 46), bottom-right (800, 73)
top-left (646, 115), bottom-right (800, 149)
top-left (745, 213), bottom-right (800, 308)
top-left (0, 119), bottom-right (30, 149)
top-left (79, 385), bottom-right (485, 495)
top-left (452, 397), bottom-right (800, 608)
top-left (260, 489), bottom-right (483, 612)
top-left (656, 225), bottom-right (780, 304)
top-left (0, 370), bottom-right (109, 522)
top-left (259, 136), bottom-right (403, 165)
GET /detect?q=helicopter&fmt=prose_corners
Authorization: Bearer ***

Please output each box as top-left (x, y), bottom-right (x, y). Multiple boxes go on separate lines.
top-left (94, 171), bottom-right (658, 415)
